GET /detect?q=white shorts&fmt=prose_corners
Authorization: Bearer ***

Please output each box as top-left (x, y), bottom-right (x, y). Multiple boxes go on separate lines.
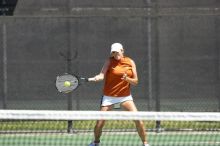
top-left (101, 95), bottom-right (133, 106)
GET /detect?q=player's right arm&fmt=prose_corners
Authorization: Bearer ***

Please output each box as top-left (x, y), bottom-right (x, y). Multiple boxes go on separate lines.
top-left (93, 59), bottom-right (110, 82)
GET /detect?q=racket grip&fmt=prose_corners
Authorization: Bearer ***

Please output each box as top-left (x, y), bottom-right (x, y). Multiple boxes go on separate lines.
top-left (88, 77), bottom-right (96, 82)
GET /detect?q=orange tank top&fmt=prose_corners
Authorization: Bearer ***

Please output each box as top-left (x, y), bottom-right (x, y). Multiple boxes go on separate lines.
top-left (103, 56), bottom-right (133, 97)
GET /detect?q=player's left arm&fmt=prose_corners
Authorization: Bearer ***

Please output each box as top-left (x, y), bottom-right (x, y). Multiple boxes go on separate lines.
top-left (122, 60), bottom-right (138, 86)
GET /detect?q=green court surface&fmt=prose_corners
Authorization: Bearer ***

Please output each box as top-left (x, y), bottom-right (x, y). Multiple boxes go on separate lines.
top-left (0, 119), bottom-right (219, 146)
top-left (0, 131), bottom-right (219, 146)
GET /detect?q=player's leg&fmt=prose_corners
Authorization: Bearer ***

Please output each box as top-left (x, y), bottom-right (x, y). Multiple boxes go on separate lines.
top-left (89, 105), bottom-right (113, 146)
top-left (121, 100), bottom-right (148, 145)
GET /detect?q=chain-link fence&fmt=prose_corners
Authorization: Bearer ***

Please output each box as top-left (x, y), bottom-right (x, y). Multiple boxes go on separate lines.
top-left (0, 0), bottom-right (220, 111)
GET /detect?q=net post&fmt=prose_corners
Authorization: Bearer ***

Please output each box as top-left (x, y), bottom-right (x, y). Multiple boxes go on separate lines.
top-left (67, 120), bottom-right (72, 133)
top-left (2, 23), bottom-right (8, 109)
top-left (65, 7), bottom-right (76, 133)
top-left (154, 0), bottom-right (161, 133)
top-left (155, 120), bottom-right (161, 133)
top-left (66, 18), bottom-right (73, 133)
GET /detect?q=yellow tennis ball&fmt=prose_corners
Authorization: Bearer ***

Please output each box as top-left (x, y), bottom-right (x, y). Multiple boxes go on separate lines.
top-left (64, 81), bottom-right (71, 87)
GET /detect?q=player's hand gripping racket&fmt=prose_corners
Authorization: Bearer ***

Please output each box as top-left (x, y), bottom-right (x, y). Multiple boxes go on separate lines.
top-left (56, 73), bottom-right (95, 93)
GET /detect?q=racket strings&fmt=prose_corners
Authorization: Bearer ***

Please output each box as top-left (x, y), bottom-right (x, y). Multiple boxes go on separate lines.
top-left (56, 74), bottom-right (79, 93)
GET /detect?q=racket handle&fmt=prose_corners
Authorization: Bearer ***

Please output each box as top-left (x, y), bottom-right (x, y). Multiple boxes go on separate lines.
top-left (80, 77), bottom-right (96, 82)
top-left (88, 77), bottom-right (96, 82)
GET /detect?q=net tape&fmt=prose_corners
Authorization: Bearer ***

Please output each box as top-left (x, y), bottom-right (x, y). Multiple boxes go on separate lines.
top-left (0, 110), bottom-right (219, 121)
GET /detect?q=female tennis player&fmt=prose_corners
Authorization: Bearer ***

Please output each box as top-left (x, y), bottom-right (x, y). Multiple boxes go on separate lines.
top-left (88, 43), bottom-right (150, 146)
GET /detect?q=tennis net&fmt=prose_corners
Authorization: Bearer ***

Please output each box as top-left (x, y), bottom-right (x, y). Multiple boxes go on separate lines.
top-left (0, 110), bottom-right (219, 146)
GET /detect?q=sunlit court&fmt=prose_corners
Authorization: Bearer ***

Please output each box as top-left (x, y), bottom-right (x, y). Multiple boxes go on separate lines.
top-left (0, 0), bottom-right (220, 146)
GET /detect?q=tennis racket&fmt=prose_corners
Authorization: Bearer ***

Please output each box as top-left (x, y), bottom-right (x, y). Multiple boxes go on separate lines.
top-left (55, 73), bottom-right (95, 93)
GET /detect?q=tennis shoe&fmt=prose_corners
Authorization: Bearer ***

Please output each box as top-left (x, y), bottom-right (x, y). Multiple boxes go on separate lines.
top-left (88, 142), bottom-right (100, 146)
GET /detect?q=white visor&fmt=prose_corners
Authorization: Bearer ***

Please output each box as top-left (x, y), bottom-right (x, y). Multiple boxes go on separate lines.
top-left (110, 43), bottom-right (123, 54)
